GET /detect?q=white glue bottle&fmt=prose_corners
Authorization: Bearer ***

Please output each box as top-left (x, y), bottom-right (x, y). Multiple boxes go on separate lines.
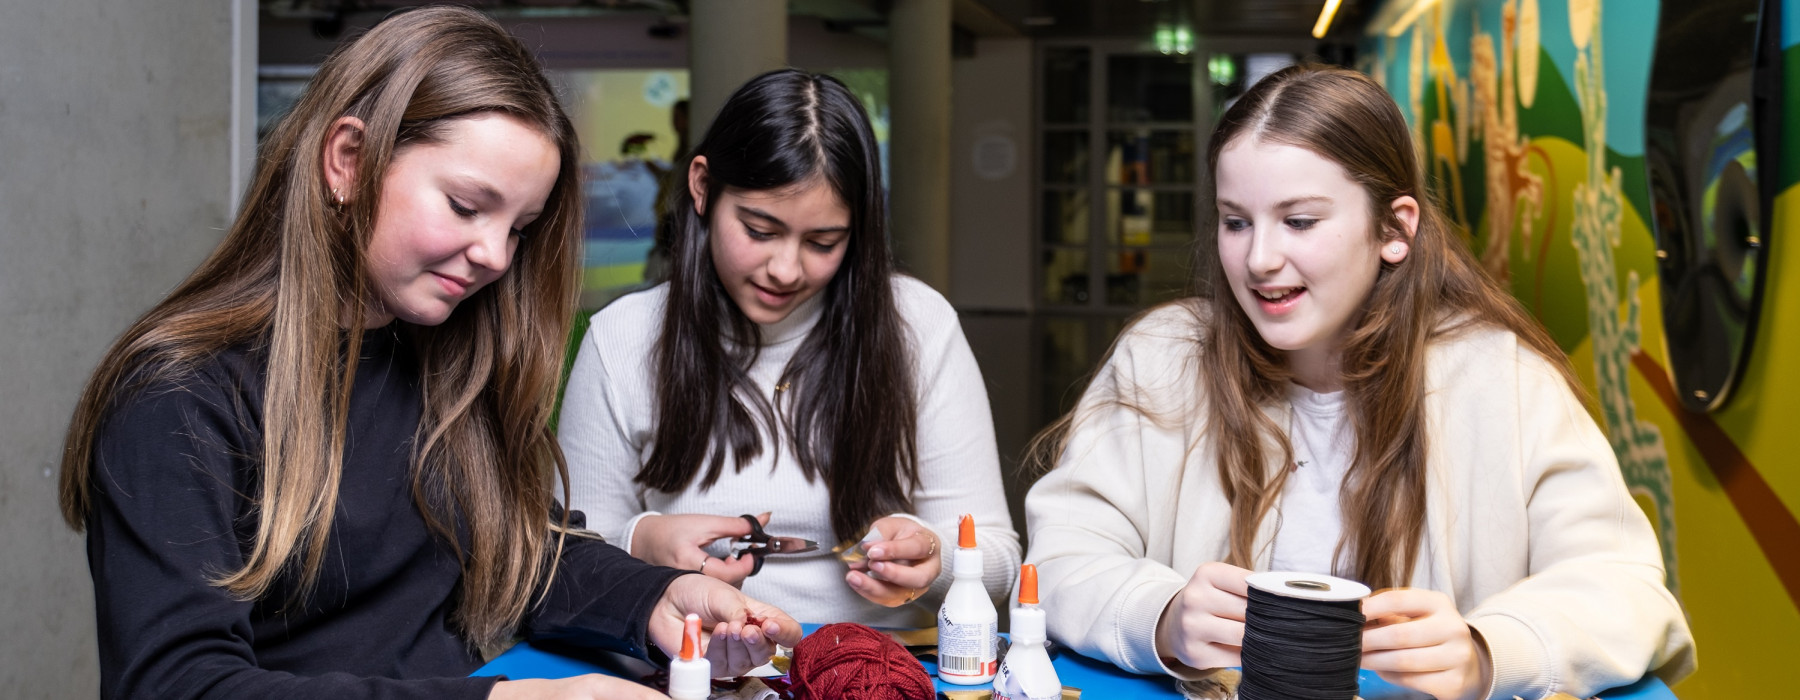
top-left (668, 613), bottom-right (711, 700)
top-left (994, 564), bottom-right (1061, 700)
top-left (937, 514), bottom-right (998, 685)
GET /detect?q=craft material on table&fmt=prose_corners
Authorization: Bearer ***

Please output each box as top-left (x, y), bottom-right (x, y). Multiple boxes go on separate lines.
top-left (993, 564), bottom-right (1059, 700)
top-left (473, 625), bottom-right (1677, 699)
top-left (938, 514), bottom-right (999, 685)
top-left (788, 622), bottom-right (936, 700)
top-left (669, 613), bottom-right (712, 700)
top-left (1239, 571), bottom-right (1369, 700)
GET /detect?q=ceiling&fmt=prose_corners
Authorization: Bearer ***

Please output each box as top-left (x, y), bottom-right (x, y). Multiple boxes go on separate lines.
top-left (261, 0), bottom-right (1369, 41)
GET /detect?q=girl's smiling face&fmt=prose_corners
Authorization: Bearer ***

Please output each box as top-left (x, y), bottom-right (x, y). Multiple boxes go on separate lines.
top-left (359, 113), bottom-right (559, 328)
top-left (1214, 137), bottom-right (1413, 390)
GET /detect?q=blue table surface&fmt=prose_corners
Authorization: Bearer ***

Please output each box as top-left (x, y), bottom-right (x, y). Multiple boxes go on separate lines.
top-left (474, 626), bottom-right (1674, 699)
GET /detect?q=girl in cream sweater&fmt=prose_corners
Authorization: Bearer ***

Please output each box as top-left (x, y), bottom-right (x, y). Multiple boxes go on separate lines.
top-left (1024, 64), bottom-right (1693, 700)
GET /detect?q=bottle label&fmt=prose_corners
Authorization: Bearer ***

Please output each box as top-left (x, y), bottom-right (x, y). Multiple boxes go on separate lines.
top-left (994, 656), bottom-right (1060, 700)
top-left (936, 608), bottom-right (997, 678)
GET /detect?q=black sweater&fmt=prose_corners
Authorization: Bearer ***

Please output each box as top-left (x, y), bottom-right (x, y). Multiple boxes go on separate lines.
top-left (84, 327), bottom-right (685, 699)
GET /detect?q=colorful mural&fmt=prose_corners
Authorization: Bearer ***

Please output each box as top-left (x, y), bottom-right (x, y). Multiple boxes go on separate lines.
top-left (1362, 0), bottom-right (1800, 695)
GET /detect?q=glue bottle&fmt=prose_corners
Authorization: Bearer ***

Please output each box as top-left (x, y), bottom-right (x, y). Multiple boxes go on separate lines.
top-left (994, 564), bottom-right (1061, 700)
top-left (668, 613), bottom-right (711, 700)
top-left (937, 514), bottom-right (998, 685)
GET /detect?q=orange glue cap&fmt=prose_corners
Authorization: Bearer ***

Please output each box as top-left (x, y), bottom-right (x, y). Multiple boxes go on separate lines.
top-left (1019, 564), bottom-right (1039, 605)
top-left (958, 514), bottom-right (977, 548)
top-left (679, 613), bottom-right (701, 662)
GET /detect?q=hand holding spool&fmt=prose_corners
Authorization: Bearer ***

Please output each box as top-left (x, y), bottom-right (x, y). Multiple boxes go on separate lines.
top-left (1361, 588), bottom-right (1493, 700)
top-left (1155, 561), bottom-right (1254, 672)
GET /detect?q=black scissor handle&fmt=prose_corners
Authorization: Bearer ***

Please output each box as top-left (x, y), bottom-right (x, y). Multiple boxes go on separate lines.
top-left (737, 514), bottom-right (767, 576)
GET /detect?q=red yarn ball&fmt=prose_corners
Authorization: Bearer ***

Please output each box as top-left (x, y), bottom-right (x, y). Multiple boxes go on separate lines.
top-left (787, 623), bottom-right (936, 700)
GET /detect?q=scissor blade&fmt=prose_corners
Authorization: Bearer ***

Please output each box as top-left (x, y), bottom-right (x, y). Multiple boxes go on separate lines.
top-left (762, 536), bottom-right (818, 554)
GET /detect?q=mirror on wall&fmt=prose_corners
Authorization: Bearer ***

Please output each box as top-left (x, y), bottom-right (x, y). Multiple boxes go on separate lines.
top-left (1643, 0), bottom-right (1780, 412)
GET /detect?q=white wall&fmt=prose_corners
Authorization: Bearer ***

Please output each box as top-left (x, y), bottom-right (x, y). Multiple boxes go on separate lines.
top-left (0, 1), bottom-right (234, 694)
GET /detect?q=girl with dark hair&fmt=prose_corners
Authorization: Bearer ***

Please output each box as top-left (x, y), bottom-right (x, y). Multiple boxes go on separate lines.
top-left (1023, 64), bottom-right (1694, 699)
top-left (559, 69), bottom-right (1019, 627)
top-left (60, 7), bottom-right (797, 699)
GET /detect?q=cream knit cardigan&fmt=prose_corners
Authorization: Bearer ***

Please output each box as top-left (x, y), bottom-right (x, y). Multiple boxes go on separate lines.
top-left (1024, 301), bottom-right (1695, 699)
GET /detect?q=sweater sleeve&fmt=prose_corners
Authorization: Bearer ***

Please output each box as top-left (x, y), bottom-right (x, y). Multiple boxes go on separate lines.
top-left (1465, 349), bottom-right (1696, 699)
top-left (559, 312), bottom-right (655, 548)
top-left (1023, 321), bottom-right (1192, 677)
top-left (517, 531), bottom-right (689, 661)
top-left (896, 281), bottom-right (1020, 608)
top-left (85, 373), bottom-right (496, 700)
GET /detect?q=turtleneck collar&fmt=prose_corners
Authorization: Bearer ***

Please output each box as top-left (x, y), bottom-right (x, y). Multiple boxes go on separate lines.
top-left (755, 291), bottom-right (826, 346)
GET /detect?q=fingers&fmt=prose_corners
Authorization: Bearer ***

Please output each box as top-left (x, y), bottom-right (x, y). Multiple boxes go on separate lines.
top-left (1361, 588), bottom-right (1442, 621)
top-left (701, 514), bottom-right (759, 542)
top-left (1175, 603), bottom-right (1247, 649)
top-left (863, 556), bottom-right (937, 589)
top-left (864, 529), bottom-right (937, 563)
top-left (1363, 615), bottom-right (1449, 653)
top-left (701, 554), bottom-right (758, 588)
top-left (706, 620), bottom-right (781, 678)
top-left (1175, 568), bottom-right (1248, 623)
top-left (1180, 641), bottom-right (1244, 671)
top-left (845, 569), bottom-right (927, 607)
top-left (1193, 561), bottom-right (1252, 597)
top-left (749, 605), bottom-right (802, 647)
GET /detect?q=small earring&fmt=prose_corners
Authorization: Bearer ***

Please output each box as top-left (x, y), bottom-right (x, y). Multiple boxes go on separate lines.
top-left (331, 188), bottom-right (345, 207)
top-left (1389, 242), bottom-right (1405, 255)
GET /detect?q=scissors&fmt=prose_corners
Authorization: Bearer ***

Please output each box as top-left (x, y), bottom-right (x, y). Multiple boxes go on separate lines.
top-left (727, 514), bottom-right (818, 576)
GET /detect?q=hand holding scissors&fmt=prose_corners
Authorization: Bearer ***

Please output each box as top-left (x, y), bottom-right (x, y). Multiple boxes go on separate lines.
top-left (726, 513), bottom-right (819, 576)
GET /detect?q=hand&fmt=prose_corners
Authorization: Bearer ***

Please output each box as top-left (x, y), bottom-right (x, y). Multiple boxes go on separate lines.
top-left (843, 516), bottom-right (943, 607)
top-left (1154, 561), bottom-right (1251, 671)
top-left (650, 573), bottom-right (804, 678)
top-left (1361, 588), bottom-right (1492, 700)
top-left (631, 513), bottom-right (769, 587)
top-left (489, 674), bottom-right (668, 699)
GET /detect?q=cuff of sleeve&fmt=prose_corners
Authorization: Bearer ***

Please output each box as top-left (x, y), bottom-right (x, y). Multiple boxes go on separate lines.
top-left (1120, 578), bottom-right (1188, 677)
top-left (1469, 613), bottom-right (1553, 700)
top-left (620, 511), bottom-right (662, 558)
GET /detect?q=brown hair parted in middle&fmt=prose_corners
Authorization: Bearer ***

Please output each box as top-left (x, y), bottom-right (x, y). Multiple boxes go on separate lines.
top-left (58, 5), bottom-right (584, 647)
top-left (1194, 63), bottom-right (1579, 589)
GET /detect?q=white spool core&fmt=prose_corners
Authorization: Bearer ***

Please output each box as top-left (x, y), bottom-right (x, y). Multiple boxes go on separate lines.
top-left (1246, 571), bottom-right (1371, 602)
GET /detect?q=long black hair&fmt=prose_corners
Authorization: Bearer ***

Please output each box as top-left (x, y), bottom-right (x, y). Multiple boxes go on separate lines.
top-left (640, 69), bottom-right (918, 541)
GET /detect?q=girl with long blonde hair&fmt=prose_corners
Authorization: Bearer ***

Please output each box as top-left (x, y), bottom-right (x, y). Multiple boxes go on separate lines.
top-left (60, 7), bottom-right (796, 698)
top-left (1024, 64), bottom-right (1693, 699)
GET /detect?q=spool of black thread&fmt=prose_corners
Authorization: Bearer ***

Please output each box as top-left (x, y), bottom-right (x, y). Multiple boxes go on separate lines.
top-left (1238, 572), bottom-right (1370, 700)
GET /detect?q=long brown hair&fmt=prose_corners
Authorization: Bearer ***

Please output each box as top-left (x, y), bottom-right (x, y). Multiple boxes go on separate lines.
top-left (638, 69), bottom-right (919, 542)
top-left (1034, 64), bottom-right (1577, 589)
top-left (58, 5), bottom-right (583, 647)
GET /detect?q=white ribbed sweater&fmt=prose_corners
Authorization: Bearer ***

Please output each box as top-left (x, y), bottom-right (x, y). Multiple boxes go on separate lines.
top-left (559, 277), bottom-right (1020, 628)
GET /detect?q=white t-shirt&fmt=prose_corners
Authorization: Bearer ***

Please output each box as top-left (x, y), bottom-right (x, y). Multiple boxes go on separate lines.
top-left (1268, 382), bottom-right (1354, 576)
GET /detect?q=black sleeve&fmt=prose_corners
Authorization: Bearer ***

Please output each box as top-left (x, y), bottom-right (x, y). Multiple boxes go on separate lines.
top-left (516, 520), bottom-right (691, 664)
top-left (85, 372), bottom-right (497, 700)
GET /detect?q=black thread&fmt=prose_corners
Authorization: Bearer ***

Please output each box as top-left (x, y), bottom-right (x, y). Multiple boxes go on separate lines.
top-left (1237, 583), bottom-right (1364, 700)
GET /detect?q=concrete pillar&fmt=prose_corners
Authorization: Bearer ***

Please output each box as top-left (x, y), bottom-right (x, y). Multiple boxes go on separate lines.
top-left (0, 1), bottom-right (234, 696)
top-left (888, 0), bottom-right (953, 292)
top-left (688, 0), bottom-right (787, 138)
top-left (950, 37), bottom-right (1032, 311)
